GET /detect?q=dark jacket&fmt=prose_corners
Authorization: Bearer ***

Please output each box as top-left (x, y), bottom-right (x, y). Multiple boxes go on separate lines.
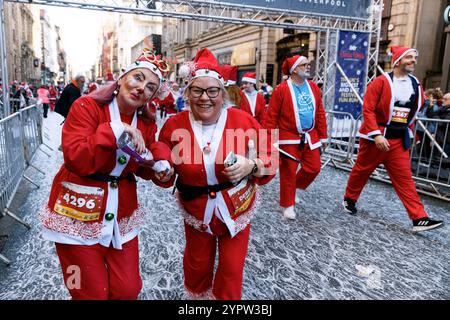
top-left (436, 105), bottom-right (450, 146)
top-left (54, 83), bottom-right (81, 118)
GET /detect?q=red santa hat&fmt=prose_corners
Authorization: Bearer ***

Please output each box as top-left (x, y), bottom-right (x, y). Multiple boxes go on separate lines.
top-left (390, 46), bottom-right (419, 67)
top-left (119, 48), bottom-right (170, 83)
top-left (218, 65), bottom-right (238, 86)
top-left (178, 48), bottom-right (224, 86)
top-left (281, 55), bottom-right (308, 75)
top-left (241, 72), bottom-right (257, 84)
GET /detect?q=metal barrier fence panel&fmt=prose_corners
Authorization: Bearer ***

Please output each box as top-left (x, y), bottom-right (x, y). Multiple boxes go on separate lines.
top-left (20, 104), bottom-right (43, 165)
top-left (0, 112), bottom-right (26, 216)
top-left (324, 111), bottom-right (356, 163)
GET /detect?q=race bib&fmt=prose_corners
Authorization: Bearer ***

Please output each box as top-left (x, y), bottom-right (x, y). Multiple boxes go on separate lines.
top-left (391, 106), bottom-right (410, 124)
top-left (227, 178), bottom-right (256, 217)
top-left (54, 182), bottom-right (104, 221)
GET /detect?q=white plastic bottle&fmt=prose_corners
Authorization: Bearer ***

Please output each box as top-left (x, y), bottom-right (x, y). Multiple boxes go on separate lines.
top-left (248, 139), bottom-right (257, 160)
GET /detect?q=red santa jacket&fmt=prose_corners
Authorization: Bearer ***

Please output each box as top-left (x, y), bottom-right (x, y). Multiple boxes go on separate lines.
top-left (88, 82), bottom-right (99, 94)
top-left (154, 91), bottom-right (176, 114)
top-left (263, 79), bottom-right (327, 150)
top-left (158, 108), bottom-right (276, 237)
top-left (42, 96), bottom-right (172, 245)
top-left (239, 90), bottom-right (266, 124)
top-left (359, 72), bottom-right (424, 140)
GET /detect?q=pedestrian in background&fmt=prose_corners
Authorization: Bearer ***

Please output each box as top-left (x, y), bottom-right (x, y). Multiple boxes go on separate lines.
top-left (37, 84), bottom-right (50, 118)
top-left (239, 72), bottom-right (266, 124)
top-left (263, 54), bottom-right (328, 220)
top-left (54, 74), bottom-right (85, 119)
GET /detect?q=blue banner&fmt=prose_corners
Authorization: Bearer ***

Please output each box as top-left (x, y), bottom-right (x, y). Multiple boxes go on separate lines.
top-left (333, 30), bottom-right (369, 119)
top-left (218, 0), bottom-right (371, 19)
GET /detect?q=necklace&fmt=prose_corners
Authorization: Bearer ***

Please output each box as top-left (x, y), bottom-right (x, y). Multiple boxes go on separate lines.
top-left (202, 122), bottom-right (218, 154)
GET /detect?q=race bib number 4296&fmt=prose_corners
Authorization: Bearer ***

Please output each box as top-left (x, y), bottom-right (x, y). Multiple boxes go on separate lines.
top-left (54, 182), bottom-right (104, 221)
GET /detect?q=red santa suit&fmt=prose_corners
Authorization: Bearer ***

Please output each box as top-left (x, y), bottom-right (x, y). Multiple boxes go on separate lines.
top-left (41, 96), bottom-right (172, 299)
top-left (153, 91), bottom-right (176, 116)
top-left (158, 108), bottom-right (275, 300)
top-left (264, 79), bottom-right (327, 208)
top-left (49, 86), bottom-right (58, 111)
top-left (88, 82), bottom-right (99, 93)
top-left (344, 70), bottom-right (428, 221)
top-left (239, 90), bottom-right (266, 124)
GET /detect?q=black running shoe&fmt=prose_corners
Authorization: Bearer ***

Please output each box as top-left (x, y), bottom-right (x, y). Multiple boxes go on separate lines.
top-left (342, 198), bottom-right (357, 215)
top-left (412, 217), bottom-right (444, 232)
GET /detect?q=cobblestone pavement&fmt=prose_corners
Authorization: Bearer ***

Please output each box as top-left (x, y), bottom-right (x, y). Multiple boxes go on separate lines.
top-left (1, 111), bottom-right (449, 300)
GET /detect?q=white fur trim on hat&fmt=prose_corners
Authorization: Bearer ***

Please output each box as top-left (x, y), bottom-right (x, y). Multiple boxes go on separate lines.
top-left (290, 56), bottom-right (308, 74)
top-left (120, 61), bottom-right (163, 80)
top-left (227, 80), bottom-right (237, 85)
top-left (392, 49), bottom-right (418, 67)
top-left (242, 77), bottom-right (256, 84)
top-left (193, 69), bottom-right (224, 85)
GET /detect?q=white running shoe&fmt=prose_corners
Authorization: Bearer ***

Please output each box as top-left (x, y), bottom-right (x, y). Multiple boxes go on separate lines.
top-left (283, 206), bottom-right (296, 220)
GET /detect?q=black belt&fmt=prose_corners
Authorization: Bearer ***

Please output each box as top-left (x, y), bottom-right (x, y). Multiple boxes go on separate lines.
top-left (176, 179), bottom-right (234, 201)
top-left (85, 172), bottom-right (136, 183)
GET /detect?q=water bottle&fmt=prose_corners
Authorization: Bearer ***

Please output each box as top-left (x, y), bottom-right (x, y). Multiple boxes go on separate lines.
top-left (248, 139), bottom-right (257, 160)
top-left (117, 131), bottom-right (155, 167)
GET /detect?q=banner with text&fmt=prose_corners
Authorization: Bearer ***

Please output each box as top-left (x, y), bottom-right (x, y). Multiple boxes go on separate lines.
top-left (217, 0), bottom-right (371, 19)
top-left (333, 30), bottom-right (369, 119)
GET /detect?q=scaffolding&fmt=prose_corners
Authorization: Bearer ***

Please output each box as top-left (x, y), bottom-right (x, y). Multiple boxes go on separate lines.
top-left (0, 0), bottom-right (383, 117)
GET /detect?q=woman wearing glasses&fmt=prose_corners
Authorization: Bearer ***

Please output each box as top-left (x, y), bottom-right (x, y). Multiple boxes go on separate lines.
top-left (41, 49), bottom-right (174, 299)
top-left (263, 55), bottom-right (328, 221)
top-left (158, 48), bottom-right (275, 300)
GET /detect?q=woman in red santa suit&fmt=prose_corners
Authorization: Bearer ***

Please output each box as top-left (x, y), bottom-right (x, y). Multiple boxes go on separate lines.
top-left (40, 49), bottom-right (174, 300)
top-left (239, 72), bottom-right (266, 124)
top-left (158, 48), bottom-right (276, 300)
top-left (263, 55), bottom-right (327, 220)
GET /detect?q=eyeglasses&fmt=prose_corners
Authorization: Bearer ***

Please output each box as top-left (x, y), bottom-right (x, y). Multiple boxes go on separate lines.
top-left (189, 86), bottom-right (221, 98)
top-left (298, 63), bottom-right (311, 68)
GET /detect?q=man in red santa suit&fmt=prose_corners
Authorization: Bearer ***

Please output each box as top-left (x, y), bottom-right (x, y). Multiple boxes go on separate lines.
top-left (239, 72), bottom-right (266, 124)
top-left (343, 46), bottom-right (443, 232)
top-left (158, 48), bottom-right (276, 300)
top-left (263, 55), bottom-right (327, 220)
top-left (41, 49), bottom-right (174, 299)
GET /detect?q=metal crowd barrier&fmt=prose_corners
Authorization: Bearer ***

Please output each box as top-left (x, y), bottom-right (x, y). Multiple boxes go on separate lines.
top-left (322, 111), bottom-right (356, 167)
top-left (0, 103), bottom-right (45, 265)
top-left (323, 111), bottom-right (450, 202)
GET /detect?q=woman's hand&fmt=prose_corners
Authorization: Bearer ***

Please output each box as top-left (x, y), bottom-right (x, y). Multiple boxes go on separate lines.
top-left (123, 123), bottom-right (146, 154)
top-left (155, 167), bottom-right (174, 183)
top-left (222, 154), bottom-right (254, 184)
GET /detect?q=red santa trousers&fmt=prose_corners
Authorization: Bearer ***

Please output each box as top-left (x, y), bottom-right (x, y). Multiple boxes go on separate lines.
top-left (344, 138), bottom-right (428, 221)
top-left (55, 237), bottom-right (142, 300)
top-left (279, 143), bottom-right (321, 208)
top-left (183, 221), bottom-right (250, 300)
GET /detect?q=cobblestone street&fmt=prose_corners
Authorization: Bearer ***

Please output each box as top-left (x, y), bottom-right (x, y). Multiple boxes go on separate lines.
top-left (1, 111), bottom-right (449, 300)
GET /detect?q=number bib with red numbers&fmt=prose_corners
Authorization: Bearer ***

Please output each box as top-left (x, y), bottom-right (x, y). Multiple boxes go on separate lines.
top-left (391, 106), bottom-right (410, 124)
top-left (227, 178), bottom-right (256, 217)
top-left (53, 182), bottom-right (105, 221)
